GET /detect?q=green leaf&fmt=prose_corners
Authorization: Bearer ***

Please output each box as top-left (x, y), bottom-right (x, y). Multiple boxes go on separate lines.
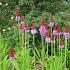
top-left (9, 60), bottom-right (20, 70)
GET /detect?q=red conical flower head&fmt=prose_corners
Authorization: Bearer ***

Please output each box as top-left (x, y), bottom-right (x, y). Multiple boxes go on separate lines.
top-left (57, 26), bottom-right (61, 33)
top-left (60, 39), bottom-right (63, 46)
top-left (24, 24), bottom-right (27, 30)
top-left (22, 16), bottom-right (24, 22)
top-left (31, 23), bottom-right (35, 30)
top-left (65, 23), bottom-right (68, 32)
top-left (41, 18), bottom-right (45, 26)
top-left (10, 48), bottom-right (14, 57)
top-left (27, 26), bottom-right (29, 30)
top-left (19, 24), bottom-right (22, 30)
top-left (16, 9), bottom-right (20, 16)
top-left (47, 29), bottom-right (50, 37)
top-left (50, 16), bottom-right (53, 22)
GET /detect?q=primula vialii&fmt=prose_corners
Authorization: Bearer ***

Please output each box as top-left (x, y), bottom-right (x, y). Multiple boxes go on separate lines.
top-left (45, 29), bottom-right (51, 44)
top-left (16, 9), bottom-right (20, 22)
top-left (8, 10), bottom-right (70, 69)
top-left (53, 26), bottom-right (58, 36)
top-left (31, 23), bottom-right (36, 35)
top-left (49, 16), bottom-right (55, 56)
top-left (49, 16), bottom-right (55, 27)
top-left (9, 48), bottom-right (15, 60)
top-left (23, 23), bottom-right (27, 30)
top-left (39, 18), bottom-right (46, 70)
top-left (19, 24), bottom-right (23, 32)
top-left (59, 38), bottom-right (64, 48)
top-left (39, 18), bottom-right (46, 36)
top-left (45, 29), bottom-right (50, 58)
top-left (64, 23), bottom-right (69, 38)
top-left (57, 26), bottom-right (62, 35)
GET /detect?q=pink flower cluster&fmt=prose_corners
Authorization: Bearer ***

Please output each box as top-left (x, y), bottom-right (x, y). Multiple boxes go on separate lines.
top-left (18, 16), bottom-right (69, 45)
top-left (14, 9), bottom-right (70, 48)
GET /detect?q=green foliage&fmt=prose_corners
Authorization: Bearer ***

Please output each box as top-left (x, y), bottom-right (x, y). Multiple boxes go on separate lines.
top-left (0, 0), bottom-right (70, 70)
top-left (0, 0), bottom-right (70, 29)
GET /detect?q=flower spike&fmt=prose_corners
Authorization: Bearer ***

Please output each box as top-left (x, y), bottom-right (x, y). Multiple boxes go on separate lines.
top-left (57, 26), bottom-right (61, 33)
top-left (24, 24), bottom-right (27, 30)
top-left (19, 24), bottom-right (23, 32)
top-left (10, 48), bottom-right (15, 60)
top-left (19, 24), bottom-right (22, 30)
top-left (31, 23), bottom-right (36, 35)
top-left (50, 15), bottom-right (53, 22)
top-left (41, 18), bottom-right (45, 26)
top-left (31, 23), bottom-right (35, 30)
top-left (59, 38), bottom-right (64, 48)
top-left (65, 23), bottom-right (68, 32)
top-left (22, 16), bottom-right (24, 22)
top-left (16, 9), bottom-right (20, 17)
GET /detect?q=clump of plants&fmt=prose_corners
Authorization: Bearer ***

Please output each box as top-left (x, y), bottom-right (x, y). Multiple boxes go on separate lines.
top-left (0, 9), bottom-right (70, 70)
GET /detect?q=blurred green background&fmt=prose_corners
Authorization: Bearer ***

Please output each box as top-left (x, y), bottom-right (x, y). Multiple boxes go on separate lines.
top-left (0, 0), bottom-right (70, 30)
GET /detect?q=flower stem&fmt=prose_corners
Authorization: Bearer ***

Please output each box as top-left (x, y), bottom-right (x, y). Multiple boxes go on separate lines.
top-left (24, 31), bottom-right (27, 69)
top-left (59, 35), bottom-right (60, 56)
top-left (33, 35), bottom-right (35, 70)
top-left (51, 27), bottom-right (53, 56)
top-left (27, 32), bottom-right (29, 48)
top-left (19, 30), bottom-right (20, 47)
top-left (33, 35), bottom-right (35, 47)
top-left (54, 36), bottom-right (55, 56)
top-left (57, 35), bottom-right (58, 54)
top-left (41, 36), bottom-right (45, 70)
top-left (47, 43), bottom-right (48, 59)
top-left (65, 38), bottom-right (67, 68)
top-left (61, 48), bottom-right (62, 70)
top-left (46, 42), bottom-right (48, 70)
top-left (22, 32), bottom-right (24, 47)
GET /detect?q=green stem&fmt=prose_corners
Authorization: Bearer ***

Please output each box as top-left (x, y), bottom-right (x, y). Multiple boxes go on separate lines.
top-left (33, 35), bottom-right (35, 70)
top-left (46, 43), bottom-right (48, 70)
top-left (51, 43), bottom-right (53, 56)
top-left (51, 27), bottom-right (52, 56)
top-left (22, 31), bottom-right (24, 47)
top-left (47, 43), bottom-right (48, 59)
top-left (24, 31), bottom-right (27, 70)
top-left (33, 35), bottom-right (35, 47)
top-left (54, 36), bottom-right (55, 56)
top-left (27, 32), bottom-right (29, 48)
top-left (25, 31), bottom-right (27, 48)
top-left (57, 35), bottom-right (58, 54)
top-left (18, 21), bottom-right (20, 48)
top-left (65, 38), bottom-right (67, 68)
top-left (41, 36), bottom-right (45, 70)
top-left (59, 35), bottom-right (60, 56)
top-left (61, 48), bottom-right (62, 70)
top-left (53, 36), bottom-right (56, 70)
top-left (54, 36), bottom-right (56, 70)
top-left (0, 59), bottom-right (2, 70)
top-left (56, 35), bottom-right (59, 70)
